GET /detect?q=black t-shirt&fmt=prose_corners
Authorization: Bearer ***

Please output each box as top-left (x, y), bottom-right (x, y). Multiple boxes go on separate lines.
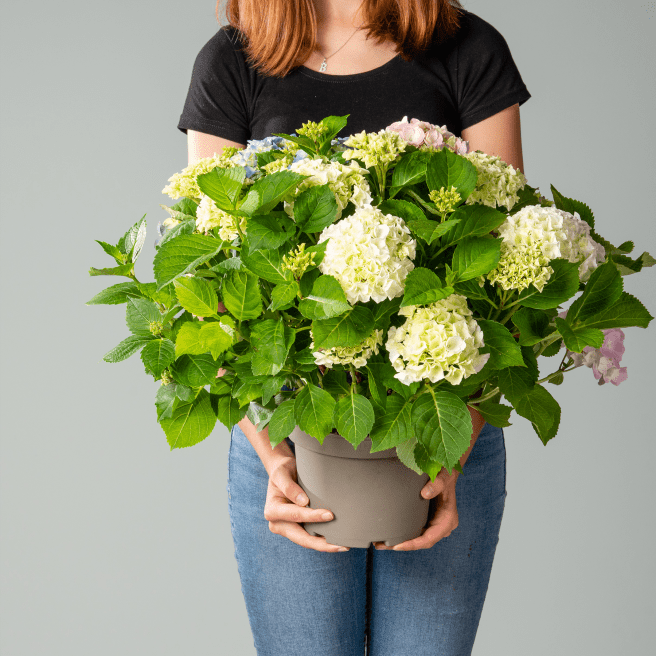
top-left (177, 9), bottom-right (531, 144)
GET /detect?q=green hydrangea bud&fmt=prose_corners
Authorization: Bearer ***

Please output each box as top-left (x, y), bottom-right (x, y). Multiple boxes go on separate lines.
top-left (281, 243), bottom-right (317, 279)
top-left (149, 320), bottom-right (164, 336)
top-left (160, 370), bottom-right (173, 385)
top-left (428, 186), bottom-right (461, 214)
top-left (297, 120), bottom-right (329, 142)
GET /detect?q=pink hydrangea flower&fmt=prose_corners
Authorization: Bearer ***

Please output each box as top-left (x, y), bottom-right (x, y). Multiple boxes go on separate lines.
top-left (385, 116), bottom-right (469, 155)
top-left (558, 310), bottom-right (628, 385)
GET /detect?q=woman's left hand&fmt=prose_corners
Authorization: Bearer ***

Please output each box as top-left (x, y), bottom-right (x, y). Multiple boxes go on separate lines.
top-left (373, 406), bottom-right (486, 552)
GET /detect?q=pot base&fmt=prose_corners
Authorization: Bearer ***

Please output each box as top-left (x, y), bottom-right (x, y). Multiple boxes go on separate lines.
top-left (305, 528), bottom-right (420, 549)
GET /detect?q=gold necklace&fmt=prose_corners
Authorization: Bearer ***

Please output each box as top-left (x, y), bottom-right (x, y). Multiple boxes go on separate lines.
top-left (316, 26), bottom-right (362, 72)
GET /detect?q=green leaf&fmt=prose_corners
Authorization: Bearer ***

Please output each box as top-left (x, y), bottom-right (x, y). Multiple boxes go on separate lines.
top-left (511, 307), bottom-right (555, 346)
top-left (239, 170), bottom-right (305, 215)
top-left (551, 185), bottom-right (594, 229)
top-left (213, 393), bottom-right (249, 429)
top-left (141, 338), bottom-right (175, 378)
top-left (369, 394), bottom-right (413, 452)
top-left (246, 402), bottom-right (275, 432)
top-left (221, 270), bottom-right (262, 320)
top-left (161, 388), bottom-right (216, 449)
top-left (89, 263), bottom-right (134, 278)
top-left (268, 399), bottom-right (297, 447)
top-left (516, 259), bottom-right (580, 309)
top-left (425, 147), bottom-right (477, 201)
top-left (554, 318), bottom-right (604, 353)
top-left (395, 437), bottom-right (423, 475)
top-left (566, 262), bottom-right (623, 323)
top-left (157, 218), bottom-right (195, 249)
top-left (298, 275), bottom-right (351, 320)
top-left (577, 292), bottom-right (653, 330)
top-left (371, 296), bottom-right (402, 331)
top-left (103, 334), bottom-right (153, 363)
top-left (413, 442), bottom-right (443, 482)
top-left (174, 322), bottom-right (205, 357)
top-left (155, 383), bottom-right (178, 422)
top-left (125, 297), bottom-right (161, 336)
top-left (250, 319), bottom-right (295, 375)
top-left (241, 242), bottom-right (290, 283)
top-left (452, 277), bottom-right (494, 302)
top-left (245, 213), bottom-right (295, 250)
top-left (334, 394), bottom-right (375, 449)
top-left (95, 240), bottom-right (125, 262)
top-left (294, 383), bottom-right (336, 442)
top-left (400, 267), bottom-right (453, 307)
top-left (410, 390), bottom-right (472, 473)
top-left (173, 277), bottom-right (218, 317)
top-left (377, 199), bottom-right (426, 224)
top-left (322, 369), bottom-right (351, 396)
top-left (86, 282), bottom-right (141, 305)
top-left (311, 305), bottom-right (374, 350)
top-left (365, 362), bottom-right (396, 412)
top-left (391, 150), bottom-right (428, 189)
top-left (136, 282), bottom-right (176, 307)
top-left (270, 280), bottom-right (299, 312)
top-left (474, 401), bottom-right (513, 428)
top-left (196, 166), bottom-right (245, 210)
top-left (119, 216), bottom-right (147, 263)
top-left (407, 218), bottom-right (461, 245)
top-left (452, 237), bottom-right (501, 282)
top-left (199, 322), bottom-right (234, 359)
top-left (497, 365), bottom-right (537, 405)
top-left (439, 204), bottom-right (507, 247)
top-left (210, 256), bottom-right (244, 273)
top-left (514, 385), bottom-right (561, 445)
top-left (170, 354), bottom-right (222, 387)
top-left (153, 234), bottom-right (226, 289)
top-left (293, 183), bottom-right (338, 233)
top-left (477, 320), bottom-right (525, 369)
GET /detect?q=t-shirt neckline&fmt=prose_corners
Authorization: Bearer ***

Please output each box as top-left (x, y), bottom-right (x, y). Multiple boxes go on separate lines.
top-left (297, 53), bottom-right (402, 82)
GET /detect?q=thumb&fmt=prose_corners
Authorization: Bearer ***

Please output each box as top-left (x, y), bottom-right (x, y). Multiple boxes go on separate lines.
top-left (421, 475), bottom-right (447, 499)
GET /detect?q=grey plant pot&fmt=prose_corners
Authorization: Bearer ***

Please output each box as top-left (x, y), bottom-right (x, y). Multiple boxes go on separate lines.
top-left (288, 426), bottom-right (431, 549)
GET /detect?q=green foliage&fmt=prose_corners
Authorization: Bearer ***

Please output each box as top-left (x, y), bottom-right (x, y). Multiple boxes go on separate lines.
top-left (89, 113), bottom-right (654, 472)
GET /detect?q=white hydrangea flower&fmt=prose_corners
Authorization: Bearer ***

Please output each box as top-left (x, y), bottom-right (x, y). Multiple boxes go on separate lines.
top-left (386, 295), bottom-right (490, 385)
top-left (487, 205), bottom-right (605, 292)
top-left (195, 194), bottom-right (247, 241)
top-left (341, 128), bottom-right (407, 168)
top-left (283, 157), bottom-right (372, 221)
top-left (318, 206), bottom-right (416, 304)
top-left (311, 329), bottom-right (384, 369)
top-left (463, 150), bottom-right (528, 211)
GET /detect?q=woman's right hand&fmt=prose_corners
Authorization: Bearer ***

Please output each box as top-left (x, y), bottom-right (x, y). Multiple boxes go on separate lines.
top-left (263, 455), bottom-right (350, 553)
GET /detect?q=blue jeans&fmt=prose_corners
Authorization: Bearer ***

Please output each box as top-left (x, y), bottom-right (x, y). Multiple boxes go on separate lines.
top-left (227, 421), bottom-right (507, 656)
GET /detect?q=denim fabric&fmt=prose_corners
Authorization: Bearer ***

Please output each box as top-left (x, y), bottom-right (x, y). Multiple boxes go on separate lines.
top-left (227, 421), bottom-right (507, 656)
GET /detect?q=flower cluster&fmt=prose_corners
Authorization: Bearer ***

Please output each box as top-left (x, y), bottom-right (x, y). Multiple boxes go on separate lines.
top-left (311, 329), bottom-right (384, 369)
top-left (318, 206), bottom-right (416, 304)
top-left (341, 128), bottom-right (407, 168)
top-left (261, 140), bottom-right (302, 175)
top-left (487, 206), bottom-right (606, 292)
top-left (385, 116), bottom-right (469, 155)
top-left (463, 150), bottom-right (527, 211)
top-left (283, 157), bottom-right (372, 220)
top-left (386, 295), bottom-right (490, 385)
top-left (161, 152), bottom-right (239, 200)
top-left (195, 195), bottom-right (247, 241)
top-left (558, 310), bottom-right (628, 385)
top-left (228, 136), bottom-right (289, 178)
top-left (296, 120), bottom-right (329, 142)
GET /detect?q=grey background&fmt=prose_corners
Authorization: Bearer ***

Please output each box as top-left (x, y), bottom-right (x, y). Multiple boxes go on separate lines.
top-left (1, 0), bottom-right (654, 654)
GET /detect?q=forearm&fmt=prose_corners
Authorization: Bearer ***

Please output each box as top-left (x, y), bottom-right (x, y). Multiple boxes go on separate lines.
top-left (238, 415), bottom-right (295, 476)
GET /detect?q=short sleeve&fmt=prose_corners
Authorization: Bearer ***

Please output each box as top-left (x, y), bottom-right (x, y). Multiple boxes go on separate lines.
top-left (456, 12), bottom-right (531, 131)
top-left (177, 27), bottom-right (251, 144)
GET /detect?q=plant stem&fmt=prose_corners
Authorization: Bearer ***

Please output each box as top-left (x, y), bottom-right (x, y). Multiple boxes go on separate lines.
top-left (402, 188), bottom-right (441, 216)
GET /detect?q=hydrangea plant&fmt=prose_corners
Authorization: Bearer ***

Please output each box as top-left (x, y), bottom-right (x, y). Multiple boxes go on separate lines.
top-left (88, 114), bottom-right (655, 481)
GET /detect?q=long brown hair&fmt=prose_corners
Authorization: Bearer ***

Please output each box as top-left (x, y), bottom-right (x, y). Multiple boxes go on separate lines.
top-left (215, 0), bottom-right (466, 78)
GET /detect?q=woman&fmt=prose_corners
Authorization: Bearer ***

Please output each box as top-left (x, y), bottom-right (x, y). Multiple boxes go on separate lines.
top-left (177, 1), bottom-right (529, 654)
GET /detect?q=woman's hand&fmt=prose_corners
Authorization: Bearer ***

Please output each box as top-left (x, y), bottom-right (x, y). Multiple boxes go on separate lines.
top-left (373, 406), bottom-right (486, 552)
top-left (263, 455), bottom-right (351, 553)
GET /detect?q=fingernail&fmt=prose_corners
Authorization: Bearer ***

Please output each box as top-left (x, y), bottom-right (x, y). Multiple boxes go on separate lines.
top-left (322, 512), bottom-right (334, 520)
top-left (297, 494), bottom-right (308, 505)
top-left (422, 489), bottom-right (431, 498)
top-left (338, 547), bottom-right (349, 552)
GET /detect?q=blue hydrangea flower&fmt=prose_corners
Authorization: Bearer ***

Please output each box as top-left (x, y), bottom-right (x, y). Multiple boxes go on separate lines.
top-left (229, 135), bottom-right (288, 178)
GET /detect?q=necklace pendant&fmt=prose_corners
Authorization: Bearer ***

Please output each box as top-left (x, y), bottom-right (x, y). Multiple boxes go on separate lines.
top-left (319, 58), bottom-right (327, 72)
